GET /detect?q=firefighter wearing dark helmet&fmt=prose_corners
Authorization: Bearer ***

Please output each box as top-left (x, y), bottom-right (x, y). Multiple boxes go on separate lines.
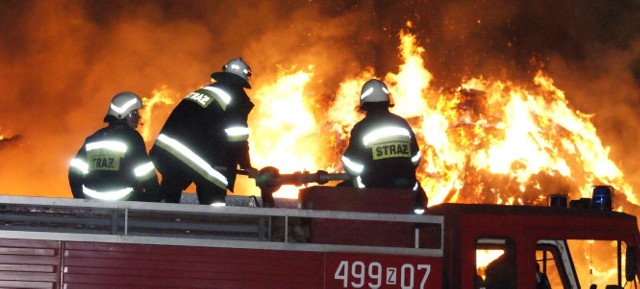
top-left (341, 79), bottom-right (428, 213)
top-left (149, 57), bottom-right (259, 205)
top-left (68, 91), bottom-right (160, 201)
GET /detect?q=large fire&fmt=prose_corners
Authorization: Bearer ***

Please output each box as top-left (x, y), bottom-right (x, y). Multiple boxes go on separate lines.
top-left (0, 2), bottom-right (637, 285)
top-left (0, 1), bottom-right (635, 214)
top-left (142, 25), bottom-right (638, 285)
top-left (139, 24), bottom-right (636, 212)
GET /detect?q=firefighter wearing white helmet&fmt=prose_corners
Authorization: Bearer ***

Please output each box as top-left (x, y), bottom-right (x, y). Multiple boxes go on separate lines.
top-left (340, 79), bottom-right (428, 213)
top-left (213, 57), bottom-right (253, 88)
top-left (104, 91), bottom-right (142, 126)
top-left (150, 57), bottom-right (259, 205)
top-left (68, 91), bottom-right (160, 202)
top-left (359, 78), bottom-right (391, 105)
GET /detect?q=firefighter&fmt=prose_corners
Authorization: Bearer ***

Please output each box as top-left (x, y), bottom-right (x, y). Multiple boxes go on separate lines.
top-left (484, 240), bottom-right (517, 289)
top-left (149, 57), bottom-right (259, 205)
top-left (68, 91), bottom-right (160, 202)
top-left (340, 79), bottom-right (428, 213)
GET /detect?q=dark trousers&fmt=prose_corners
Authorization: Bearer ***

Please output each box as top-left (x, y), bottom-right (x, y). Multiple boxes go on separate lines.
top-left (151, 147), bottom-right (227, 204)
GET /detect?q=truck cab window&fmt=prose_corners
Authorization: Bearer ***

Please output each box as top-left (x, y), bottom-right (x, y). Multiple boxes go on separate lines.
top-left (536, 246), bottom-right (561, 288)
top-left (537, 239), bottom-right (631, 288)
top-left (476, 238), bottom-right (517, 289)
top-left (567, 240), bottom-right (627, 288)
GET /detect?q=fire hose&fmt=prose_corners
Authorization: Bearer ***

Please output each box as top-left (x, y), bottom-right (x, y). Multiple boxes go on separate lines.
top-left (238, 166), bottom-right (350, 208)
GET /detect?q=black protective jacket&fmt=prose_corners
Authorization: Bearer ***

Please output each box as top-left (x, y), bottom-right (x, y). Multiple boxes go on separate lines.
top-left (342, 109), bottom-right (421, 189)
top-left (68, 121), bottom-right (160, 201)
top-left (150, 81), bottom-right (254, 191)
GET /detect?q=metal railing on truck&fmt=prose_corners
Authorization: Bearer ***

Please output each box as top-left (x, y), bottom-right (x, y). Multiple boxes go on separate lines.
top-left (0, 195), bottom-right (444, 257)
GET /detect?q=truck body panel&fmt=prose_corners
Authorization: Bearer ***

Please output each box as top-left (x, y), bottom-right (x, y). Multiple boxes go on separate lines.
top-left (0, 186), bottom-right (638, 288)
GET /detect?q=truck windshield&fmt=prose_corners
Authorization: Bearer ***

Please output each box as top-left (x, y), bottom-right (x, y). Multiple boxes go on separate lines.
top-left (537, 239), bottom-right (629, 288)
top-left (476, 238), bottom-right (631, 288)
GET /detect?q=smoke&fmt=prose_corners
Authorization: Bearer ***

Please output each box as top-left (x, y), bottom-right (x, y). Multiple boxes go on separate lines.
top-left (0, 0), bottom-right (638, 199)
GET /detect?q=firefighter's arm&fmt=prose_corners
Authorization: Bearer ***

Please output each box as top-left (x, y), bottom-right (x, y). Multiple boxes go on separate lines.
top-left (132, 156), bottom-right (160, 201)
top-left (68, 147), bottom-right (87, 199)
top-left (68, 173), bottom-right (84, 199)
top-left (137, 175), bottom-right (161, 202)
top-left (340, 127), bottom-right (367, 179)
top-left (229, 140), bottom-right (258, 178)
top-left (224, 114), bottom-right (257, 178)
top-left (129, 134), bottom-right (161, 202)
top-left (243, 167), bottom-right (259, 179)
top-left (222, 98), bottom-right (259, 177)
top-left (409, 128), bottom-right (422, 168)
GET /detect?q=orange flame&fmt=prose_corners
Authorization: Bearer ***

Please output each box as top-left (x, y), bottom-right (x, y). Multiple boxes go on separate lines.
top-left (249, 67), bottom-right (321, 198)
top-left (139, 24), bottom-right (636, 210)
top-left (140, 85), bottom-right (175, 142)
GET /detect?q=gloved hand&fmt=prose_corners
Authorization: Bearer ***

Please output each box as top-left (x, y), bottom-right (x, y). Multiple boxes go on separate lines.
top-left (243, 166), bottom-right (260, 179)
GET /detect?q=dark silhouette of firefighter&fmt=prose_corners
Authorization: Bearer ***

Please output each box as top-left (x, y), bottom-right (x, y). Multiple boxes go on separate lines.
top-left (149, 57), bottom-right (259, 205)
top-left (484, 240), bottom-right (517, 289)
top-left (340, 79), bottom-right (428, 213)
top-left (68, 91), bottom-right (160, 201)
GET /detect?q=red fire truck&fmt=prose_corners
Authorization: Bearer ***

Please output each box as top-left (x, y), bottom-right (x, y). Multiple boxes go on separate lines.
top-left (0, 183), bottom-right (638, 288)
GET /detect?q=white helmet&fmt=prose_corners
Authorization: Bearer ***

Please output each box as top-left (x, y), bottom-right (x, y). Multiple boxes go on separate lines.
top-left (360, 79), bottom-right (390, 106)
top-left (211, 57), bottom-right (252, 88)
top-left (105, 91), bottom-right (142, 120)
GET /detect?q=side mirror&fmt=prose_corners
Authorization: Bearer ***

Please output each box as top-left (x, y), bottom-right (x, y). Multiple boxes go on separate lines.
top-left (626, 246), bottom-right (638, 282)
